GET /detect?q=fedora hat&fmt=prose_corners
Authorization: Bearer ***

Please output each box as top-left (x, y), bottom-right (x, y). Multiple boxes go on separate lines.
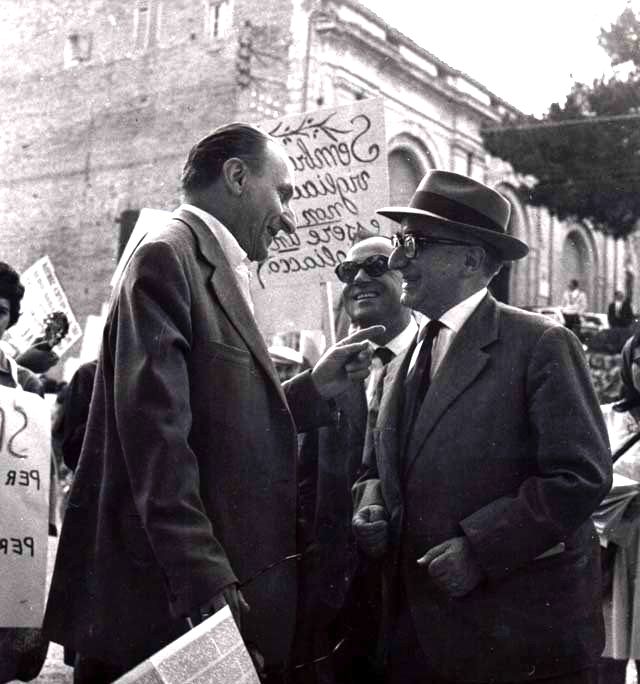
top-left (378, 170), bottom-right (529, 261)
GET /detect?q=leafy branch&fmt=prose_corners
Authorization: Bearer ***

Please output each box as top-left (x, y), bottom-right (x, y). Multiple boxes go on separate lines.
top-left (268, 113), bottom-right (352, 144)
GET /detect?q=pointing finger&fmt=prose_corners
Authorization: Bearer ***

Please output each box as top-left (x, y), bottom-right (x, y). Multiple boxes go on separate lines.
top-left (339, 325), bottom-right (386, 346)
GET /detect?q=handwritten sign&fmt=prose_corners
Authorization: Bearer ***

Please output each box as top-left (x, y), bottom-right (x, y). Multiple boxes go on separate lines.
top-left (3, 256), bottom-right (82, 358)
top-left (0, 385), bottom-right (51, 627)
top-left (252, 98), bottom-right (390, 336)
top-left (256, 98), bottom-right (390, 289)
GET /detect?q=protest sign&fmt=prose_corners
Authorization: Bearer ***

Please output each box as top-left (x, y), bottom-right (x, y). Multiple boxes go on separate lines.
top-left (0, 384), bottom-right (51, 627)
top-left (252, 97), bottom-right (390, 337)
top-left (2, 256), bottom-right (82, 358)
top-left (115, 606), bottom-right (260, 684)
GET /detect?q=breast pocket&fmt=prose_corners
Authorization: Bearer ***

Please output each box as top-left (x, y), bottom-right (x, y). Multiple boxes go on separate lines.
top-left (209, 341), bottom-right (252, 368)
top-left (204, 341), bottom-right (257, 430)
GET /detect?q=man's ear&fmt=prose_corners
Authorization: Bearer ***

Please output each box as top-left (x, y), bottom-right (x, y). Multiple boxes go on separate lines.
top-left (463, 246), bottom-right (485, 274)
top-left (222, 157), bottom-right (249, 196)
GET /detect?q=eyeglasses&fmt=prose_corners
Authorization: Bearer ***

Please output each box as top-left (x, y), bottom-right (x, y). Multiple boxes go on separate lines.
top-left (334, 255), bottom-right (390, 284)
top-left (391, 233), bottom-right (476, 260)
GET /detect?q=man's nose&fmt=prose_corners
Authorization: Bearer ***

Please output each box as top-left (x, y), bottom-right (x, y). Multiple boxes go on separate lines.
top-left (353, 265), bottom-right (372, 283)
top-left (281, 208), bottom-right (296, 234)
top-left (389, 246), bottom-right (408, 271)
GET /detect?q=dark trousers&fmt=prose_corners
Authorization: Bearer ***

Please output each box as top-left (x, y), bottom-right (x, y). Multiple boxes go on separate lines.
top-left (597, 657), bottom-right (638, 684)
top-left (73, 654), bottom-right (127, 684)
top-left (387, 599), bottom-right (596, 684)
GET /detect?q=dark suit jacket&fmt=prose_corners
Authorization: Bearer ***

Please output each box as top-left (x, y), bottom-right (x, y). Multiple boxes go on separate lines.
top-left (607, 299), bottom-right (634, 328)
top-left (43, 209), bottom-right (330, 669)
top-left (297, 384), bottom-right (368, 619)
top-left (354, 295), bottom-right (612, 682)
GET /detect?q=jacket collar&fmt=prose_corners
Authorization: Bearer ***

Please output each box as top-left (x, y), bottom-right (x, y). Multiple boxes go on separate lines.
top-left (402, 293), bottom-right (499, 474)
top-left (173, 208), bottom-right (287, 406)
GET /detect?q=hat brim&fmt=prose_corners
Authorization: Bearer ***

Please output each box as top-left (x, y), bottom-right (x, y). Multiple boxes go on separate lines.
top-left (377, 206), bottom-right (529, 261)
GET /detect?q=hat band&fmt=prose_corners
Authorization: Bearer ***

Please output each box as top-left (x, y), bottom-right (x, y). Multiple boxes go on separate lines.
top-left (411, 191), bottom-right (505, 234)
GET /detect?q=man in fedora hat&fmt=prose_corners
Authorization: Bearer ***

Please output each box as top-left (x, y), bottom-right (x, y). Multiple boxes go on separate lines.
top-left (352, 170), bottom-right (612, 683)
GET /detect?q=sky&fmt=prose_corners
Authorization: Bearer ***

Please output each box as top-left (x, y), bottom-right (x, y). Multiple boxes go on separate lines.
top-left (363, 0), bottom-right (637, 116)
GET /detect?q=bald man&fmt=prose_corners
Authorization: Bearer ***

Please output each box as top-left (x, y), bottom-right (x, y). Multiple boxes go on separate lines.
top-left (292, 237), bottom-right (417, 684)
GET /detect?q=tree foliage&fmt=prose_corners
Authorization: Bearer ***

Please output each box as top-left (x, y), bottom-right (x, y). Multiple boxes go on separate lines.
top-left (481, 8), bottom-right (640, 238)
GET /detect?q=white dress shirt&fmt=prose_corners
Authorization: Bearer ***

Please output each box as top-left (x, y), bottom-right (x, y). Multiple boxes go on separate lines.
top-left (408, 288), bottom-right (488, 381)
top-left (179, 203), bottom-right (254, 314)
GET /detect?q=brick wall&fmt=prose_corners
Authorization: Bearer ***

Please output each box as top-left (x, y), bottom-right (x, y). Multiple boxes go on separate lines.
top-left (0, 0), bottom-right (298, 354)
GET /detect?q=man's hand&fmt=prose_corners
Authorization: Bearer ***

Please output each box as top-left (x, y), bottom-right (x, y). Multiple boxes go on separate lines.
top-left (352, 504), bottom-right (389, 558)
top-left (417, 536), bottom-right (485, 598)
top-left (311, 325), bottom-right (386, 399)
top-left (191, 584), bottom-right (250, 631)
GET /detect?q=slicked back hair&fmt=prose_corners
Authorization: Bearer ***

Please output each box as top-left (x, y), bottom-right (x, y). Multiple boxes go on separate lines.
top-left (181, 123), bottom-right (272, 193)
top-left (0, 262), bottom-right (25, 327)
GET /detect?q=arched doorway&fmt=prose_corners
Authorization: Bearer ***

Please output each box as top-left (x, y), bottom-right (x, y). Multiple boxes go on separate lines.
top-left (388, 147), bottom-right (424, 205)
top-left (560, 229), bottom-right (594, 308)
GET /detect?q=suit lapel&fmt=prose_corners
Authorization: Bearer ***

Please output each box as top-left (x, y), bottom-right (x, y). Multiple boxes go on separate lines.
top-left (173, 209), bottom-right (287, 405)
top-left (403, 295), bottom-right (500, 476)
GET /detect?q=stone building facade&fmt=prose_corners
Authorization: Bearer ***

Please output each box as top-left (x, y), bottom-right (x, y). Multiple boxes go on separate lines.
top-left (0, 0), bottom-right (630, 363)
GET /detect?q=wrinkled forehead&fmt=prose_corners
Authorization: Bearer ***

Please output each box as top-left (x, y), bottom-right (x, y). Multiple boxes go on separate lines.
top-left (347, 237), bottom-right (393, 261)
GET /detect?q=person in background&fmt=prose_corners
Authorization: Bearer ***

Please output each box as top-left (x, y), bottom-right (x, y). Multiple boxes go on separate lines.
top-left (292, 236), bottom-right (417, 684)
top-left (608, 290), bottom-right (634, 329)
top-left (0, 261), bottom-right (50, 683)
top-left (268, 345), bottom-right (307, 383)
top-left (51, 360), bottom-right (97, 474)
top-left (43, 122), bottom-right (382, 684)
top-left (597, 331), bottom-right (640, 684)
top-left (562, 278), bottom-right (588, 336)
top-left (353, 171), bottom-right (611, 684)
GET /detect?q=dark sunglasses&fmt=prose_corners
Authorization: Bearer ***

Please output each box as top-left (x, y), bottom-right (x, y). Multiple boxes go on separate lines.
top-left (334, 254), bottom-right (390, 284)
top-left (392, 233), bottom-right (476, 260)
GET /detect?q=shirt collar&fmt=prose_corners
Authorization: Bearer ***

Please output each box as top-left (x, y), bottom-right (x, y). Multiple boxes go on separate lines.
top-left (179, 203), bottom-right (249, 270)
top-left (424, 287), bottom-right (488, 334)
top-left (349, 317), bottom-right (419, 357)
top-left (385, 317), bottom-right (419, 356)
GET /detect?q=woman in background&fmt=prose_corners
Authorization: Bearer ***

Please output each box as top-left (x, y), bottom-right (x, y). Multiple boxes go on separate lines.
top-left (0, 261), bottom-right (50, 684)
top-left (598, 330), bottom-right (640, 684)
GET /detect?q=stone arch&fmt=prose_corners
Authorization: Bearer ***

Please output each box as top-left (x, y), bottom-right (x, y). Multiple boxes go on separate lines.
top-left (387, 120), bottom-right (444, 168)
top-left (386, 130), bottom-right (439, 206)
top-left (559, 224), bottom-right (599, 310)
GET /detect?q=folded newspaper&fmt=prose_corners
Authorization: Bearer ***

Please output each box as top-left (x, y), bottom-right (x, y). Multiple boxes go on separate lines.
top-left (114, 606), bottom-right (260, 684)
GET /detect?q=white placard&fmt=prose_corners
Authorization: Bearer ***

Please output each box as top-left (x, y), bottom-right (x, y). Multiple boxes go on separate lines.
top-left (2, 256), bottom-right (82, 358)
top-left (0, 385), bottom-right (51, 627)
top-left (253, 98), bottom-right (390, 336)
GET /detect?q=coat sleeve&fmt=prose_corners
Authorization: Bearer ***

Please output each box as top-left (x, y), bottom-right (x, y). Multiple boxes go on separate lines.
top-left (283, 369), bottom-right (335, 433)
top-left (460, 325), bottom-right (612, 581)
top-left (111, 240), bottom-right (237, 618)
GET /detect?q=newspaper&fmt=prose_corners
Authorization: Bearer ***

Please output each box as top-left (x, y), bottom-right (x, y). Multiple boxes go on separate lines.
top-left (114, 606), bottom-right (260, 684)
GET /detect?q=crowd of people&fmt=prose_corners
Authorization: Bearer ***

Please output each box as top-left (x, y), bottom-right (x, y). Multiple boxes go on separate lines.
top-left (4, 122), bottom-right (640, 684)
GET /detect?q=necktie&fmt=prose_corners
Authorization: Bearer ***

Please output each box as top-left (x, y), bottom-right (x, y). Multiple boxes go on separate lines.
top-left (406, 320), bottom-right (444, 422)
top-left (373, 346), bottom-right (393, 365)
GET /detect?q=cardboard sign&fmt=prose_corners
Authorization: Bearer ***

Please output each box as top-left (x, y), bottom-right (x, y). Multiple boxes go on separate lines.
top-left (2, 256), bottom-right (82, 358)
top-left (252, 98), bottom-right (390, 336)
top-left (0, 384), bottom-right (51, 627)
